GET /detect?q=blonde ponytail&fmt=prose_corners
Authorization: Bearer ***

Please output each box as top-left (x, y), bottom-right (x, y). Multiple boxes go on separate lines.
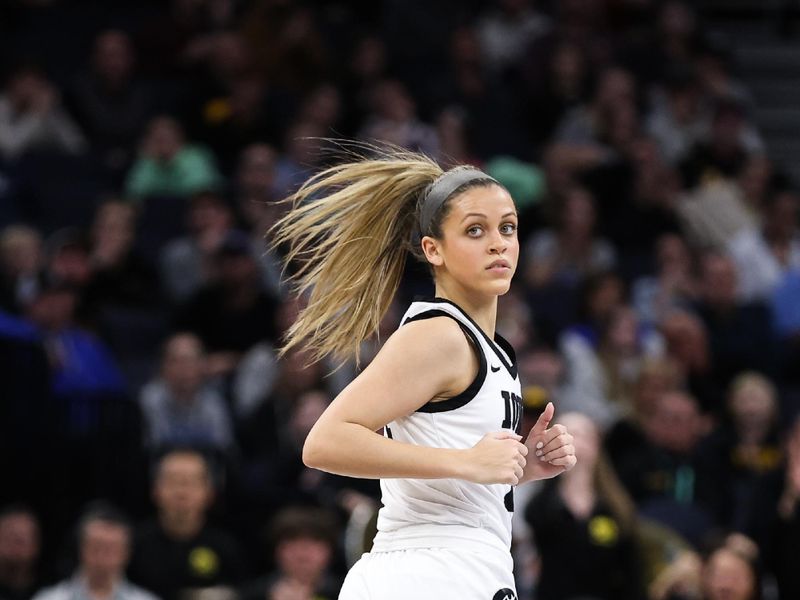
top-left (271, 148), bottom-right (443, 364)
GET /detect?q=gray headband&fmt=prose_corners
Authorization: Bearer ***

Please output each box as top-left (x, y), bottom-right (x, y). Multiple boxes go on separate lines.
top-left (419, 168), bottom-right (498, 234)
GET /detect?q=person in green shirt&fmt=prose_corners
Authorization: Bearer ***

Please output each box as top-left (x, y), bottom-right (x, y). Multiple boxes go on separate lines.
top-left (126, 115), bottom-right (222, 200)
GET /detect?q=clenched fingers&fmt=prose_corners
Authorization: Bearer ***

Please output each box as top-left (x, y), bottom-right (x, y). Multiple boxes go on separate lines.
top-left (540, 444), bottom-right (576, 465)
top-left (534, 424), bottom-right (573, 457)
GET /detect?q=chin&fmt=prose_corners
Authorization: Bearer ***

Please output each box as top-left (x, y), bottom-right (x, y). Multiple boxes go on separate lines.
top-left (488, 281), bottom-right (513, 296)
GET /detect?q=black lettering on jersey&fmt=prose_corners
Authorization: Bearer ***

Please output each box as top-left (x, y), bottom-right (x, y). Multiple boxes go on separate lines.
top-left (504, 488), bottom-right (514, 512)
top-left (500, 391), bottom-right (522, 433)
top-left (500, 391), bottom-right (522, 514)
top-left (492, 588), bottom-right (517, 600)
top-left (385, 426), bottom-right (393, 439)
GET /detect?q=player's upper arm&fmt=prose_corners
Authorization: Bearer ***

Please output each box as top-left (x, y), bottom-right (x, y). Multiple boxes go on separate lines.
top-left (318, 316), bottom-right (477, 433)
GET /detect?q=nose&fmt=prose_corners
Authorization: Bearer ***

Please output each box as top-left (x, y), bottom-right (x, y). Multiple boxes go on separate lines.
top-left (488, 229), bottom-right (507, 254)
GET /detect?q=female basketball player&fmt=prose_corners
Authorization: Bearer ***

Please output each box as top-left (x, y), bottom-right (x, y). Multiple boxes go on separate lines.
top-left (273, 149), bottom-right (577, 600)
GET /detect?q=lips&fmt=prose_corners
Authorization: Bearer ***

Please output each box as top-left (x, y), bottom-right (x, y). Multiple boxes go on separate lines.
top-left (486, 259), bottom-right (511, 270)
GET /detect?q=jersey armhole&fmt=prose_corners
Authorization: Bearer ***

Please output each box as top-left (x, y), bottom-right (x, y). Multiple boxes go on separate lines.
top-left (401, 310), bottom-right (488, 413)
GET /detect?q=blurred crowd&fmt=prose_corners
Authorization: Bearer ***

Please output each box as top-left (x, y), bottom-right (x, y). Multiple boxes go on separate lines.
top-left (1, 0), bottom-right (800, 599)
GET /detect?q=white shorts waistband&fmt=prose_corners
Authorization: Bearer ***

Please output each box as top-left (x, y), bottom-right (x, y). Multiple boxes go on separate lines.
top-left (371, 523), bottom-right (510, 555)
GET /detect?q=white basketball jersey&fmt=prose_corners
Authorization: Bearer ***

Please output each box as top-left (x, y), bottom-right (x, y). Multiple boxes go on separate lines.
top-left (373, 298), bottom-right (523, 554)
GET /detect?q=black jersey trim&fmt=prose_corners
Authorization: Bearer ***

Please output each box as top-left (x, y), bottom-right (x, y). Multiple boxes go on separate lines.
top-left (401, 309), bottom-right (487, 413)
top-left (413, 297), bottom-right (519, 379)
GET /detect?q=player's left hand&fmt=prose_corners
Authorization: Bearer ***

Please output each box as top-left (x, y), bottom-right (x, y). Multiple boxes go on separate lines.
top-left (520, 402), bottom-right (576, 482)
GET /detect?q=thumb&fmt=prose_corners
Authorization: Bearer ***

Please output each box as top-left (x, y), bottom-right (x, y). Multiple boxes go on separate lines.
top-left (489, 430), bottom-right (522, 441)
top-left (531, 402), bottom-right (555, 436)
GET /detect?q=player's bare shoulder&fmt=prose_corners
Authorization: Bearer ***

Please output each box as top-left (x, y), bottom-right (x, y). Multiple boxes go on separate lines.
top-left (375, 315), bottom-right (477, 397)
top-left (384, 314), bottom-right (471, 360)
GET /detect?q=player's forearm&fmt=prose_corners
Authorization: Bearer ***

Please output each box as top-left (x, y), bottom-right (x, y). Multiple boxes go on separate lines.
top-left (303, 420), bottom-right (468, 480)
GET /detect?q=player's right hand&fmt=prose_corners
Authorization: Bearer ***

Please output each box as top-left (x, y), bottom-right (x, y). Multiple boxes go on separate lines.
top-left (464, 431), bottom-right (528, 485)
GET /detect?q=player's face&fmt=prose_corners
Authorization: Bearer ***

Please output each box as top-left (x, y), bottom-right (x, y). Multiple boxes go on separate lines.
top-left (429, 184), bottom-right (519, 298)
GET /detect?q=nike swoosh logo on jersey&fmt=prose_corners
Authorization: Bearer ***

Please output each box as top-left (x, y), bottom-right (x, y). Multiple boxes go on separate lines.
top-left (491, 365), bottom-right (501, 372)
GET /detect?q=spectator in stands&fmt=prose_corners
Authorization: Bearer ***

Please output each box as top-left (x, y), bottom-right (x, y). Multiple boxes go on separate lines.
top-left (175, 230), bottom-right (279, 378)
top-left (68, 29), bottom-right (155, 176)
top-left (237, 346), bottom-right (330, 472)
top-left (632, 232), bottom-right (698, 327)
top-left (604, 357), bottom-right (684, 469)
top-left (553, 65), bottom-right (637, 156)
top-left (139, 333), bottom-right (234, 456)
top-left (187, 31), bottom-right (292, 173)
top-left (135, 0), bottom-right (235, 80)
top-left (128, 449), bottom-right (246, 600)
top-left (125, 116), bottom-right (222, 201)
top-left (32, 504), bottom-right (154, 600)
top-left (692, 252), bottom-right (775, 405)
top-left (240, 507), bottom-right (341, 600)
top-left (680, 99), bottom-right (761, 189)
top-left (296, 84), bottom-right (343, 138)
top-left (0, 225), bottom-right (42, 313)
top-left (551, 270), bottom-right (626, 355)
top-left (701, 537), bottom-right (761, 600)
top-left (273, 120), bottom-right (325, 197)
top-left (476, 0), bottom-right (551, 76)
top-left (658, 309), bottom-right (718, 410)
top-left (433, 107), bottom-right (480, 171)
top-left (560, 305), bottom-right (664, 427)
top-left (0, 507), bottom-right (40, 600)
top-left (25, 280), bottom-right (127, 409)
top-left (770, 413), bottom-right (800, 599)
top-left (649, 533), bottom-right (761, 600)
top-left (695, 42), bottom-right (760, 132)
top-left (238, 388), bottom-right (332, 515)
top-left (16, 276), bottom-right (136, 528)
top-left (234, 143), bottom-right (278, 210)
top-left (44, 229), bottom-right (93, 292)
top-left (595, 306), bottom-right (664, 414)
top-left (525, 186), bottom-right (617, 292)
top-left (524, 41), bottom-right (591, 145)
top-left (41, 228), bottom-right (102, 328)
top-left (160, 191), bottom-right (234, 304)
top-left (526, 412), bottom-right (644, 600)
top-left (358, 79), bottom-right (439, 156)
top-left (616, 0), bottom-right (705, 87)
top-left (241, 2), bottom-right (327, 92)
top-left (232, 143), bottom-right (284, 298)
top-left (86, 199), bottom-right (160, 310)
top-left (195, 73), bottom-right (276, 176)
top-left (646, 65), bottom-right (707, 165)
top-left (611, 389), bottom-right (720, 545)
top-left (0, 64), bottom-right (86, 160)
top-left (736, 155), bottom-right (779, 218)
top-left (703, 372), bottom-right (783, 547)
top-left (728, 189), bottom-right (800, 303)
top-left (339, 35), bottom-right (387, 137)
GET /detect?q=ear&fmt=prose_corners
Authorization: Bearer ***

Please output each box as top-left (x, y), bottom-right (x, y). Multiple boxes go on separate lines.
top-left (421, 235), bottom-right (444, 267)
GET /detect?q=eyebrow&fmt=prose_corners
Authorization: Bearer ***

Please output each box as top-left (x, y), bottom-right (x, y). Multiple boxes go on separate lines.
top-left (460, 211), bottom-right (518, 223)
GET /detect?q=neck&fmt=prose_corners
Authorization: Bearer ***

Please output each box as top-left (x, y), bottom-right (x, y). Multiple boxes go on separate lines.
top-left (159, 512), bottom-right (204, 540)
top-left (562, 464), bottom-right (593, 488)
top-left (294, 571), bottom-right (321, 589)
top-left (226, 283), bottom-right (258, 308)
top-left (434, 283), bottom-right (498, 337)
top-left (764, 227), bottom-right (790, 244)
top-left (559, 468), bottom-right (596, 516)
top-left (167, 384), bottom-right (198, 405)
top-left (0, 563), bottom-right (33, 588)
top-left (82, 571), bottom-right (117, 600)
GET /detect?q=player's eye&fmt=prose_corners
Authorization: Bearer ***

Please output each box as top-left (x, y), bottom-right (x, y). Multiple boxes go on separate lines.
top-left (500, 223), bottom-right (517, 235)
